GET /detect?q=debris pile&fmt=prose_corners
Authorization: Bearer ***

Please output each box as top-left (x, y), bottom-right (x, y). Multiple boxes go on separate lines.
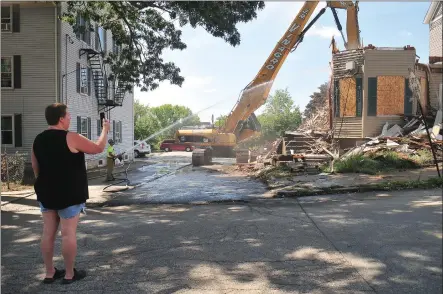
top-left (298, 104), bottom-right (330, 132)
top-left (342, 115), bottom-right (442, 160)
top-left (241, 112), bottom-right (442, 175)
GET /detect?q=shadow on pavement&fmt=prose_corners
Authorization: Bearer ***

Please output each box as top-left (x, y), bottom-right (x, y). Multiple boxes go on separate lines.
top-left (1, 188), bottom-right (442, 293)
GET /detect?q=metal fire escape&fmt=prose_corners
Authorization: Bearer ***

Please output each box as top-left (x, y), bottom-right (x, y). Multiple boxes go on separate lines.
top-left (79, 31), bottom-right (128, 113)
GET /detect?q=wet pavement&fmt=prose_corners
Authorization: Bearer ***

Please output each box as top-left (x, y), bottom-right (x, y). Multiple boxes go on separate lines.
top-left (107, 152), bottom-right (269, 205)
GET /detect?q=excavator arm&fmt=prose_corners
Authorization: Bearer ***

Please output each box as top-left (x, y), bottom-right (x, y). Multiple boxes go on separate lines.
top-left (327, 1), bottom-right (361, 50)
top-left (223, 1), bottom-right (361, 142)
top-left (223, 0), bottom-right (323, 136)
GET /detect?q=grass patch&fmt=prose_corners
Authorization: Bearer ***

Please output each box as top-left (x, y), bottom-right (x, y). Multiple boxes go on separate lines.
top-left (321, 150), bottom-right (432, 175)
top-left (277, 176), bottom-right (443, 197)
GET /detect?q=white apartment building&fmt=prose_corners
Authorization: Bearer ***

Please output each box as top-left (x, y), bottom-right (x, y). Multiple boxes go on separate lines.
top-left (1, 2), bottom-right (135, 169)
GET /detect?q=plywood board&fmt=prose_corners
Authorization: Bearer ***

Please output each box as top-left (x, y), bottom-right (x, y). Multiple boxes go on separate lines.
top-left (339, 78), bottom-right (356, 117)
top-left (377, 76), bottom-right (405, 115)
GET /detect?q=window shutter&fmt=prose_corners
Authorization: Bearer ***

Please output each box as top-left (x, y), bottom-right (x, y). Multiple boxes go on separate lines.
top-left (12, 4), bottom-right (20, 33)
top-left (87, 67), bottom-right (92, 96)
top-left (333, 80), bottom-right (340, 117)
top-left (77, 116), bottom-right (81, 134)
top-left (119, 121), bottom-right (123, 143)
top-left (95, 24), bottom-right (100, 50)
top-left (367, 77), bottom-right (377, 116)
top-left (404, 78), bottom-right (413, 115)
top-left (75, 16), bottom-right (81, 39)
top-left (356, 77), bottom-right (363, 117)
top-left (13, 55), bottom-right (21, 89)
top-left (97, 119), bottom-right (101, 136)
top-left (113, 120), bottom-right (116, 142)
top-left (14, 114), bottom-right (22, 147)
top-left (85, 21), bottom-right (91, 45)
top-left (87, 117), bottom-right (92, 139)
top-left (76, 63), bottom-right (80, 93)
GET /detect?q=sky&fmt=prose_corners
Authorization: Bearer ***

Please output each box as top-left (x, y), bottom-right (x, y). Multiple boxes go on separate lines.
top-left (134, 1), bottom-right (432, 123)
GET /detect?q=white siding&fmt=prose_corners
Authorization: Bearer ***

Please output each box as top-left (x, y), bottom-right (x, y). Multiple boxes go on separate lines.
top-left (59, 3), bottom-right (134, 168)
top-left (1, 3), bottom-right (57, 159)
top-left (362, 49), bottom-right (416, 138)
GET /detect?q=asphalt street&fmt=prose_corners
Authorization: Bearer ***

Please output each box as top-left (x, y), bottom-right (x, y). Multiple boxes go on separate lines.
top-left (1, 187), bottom-right (441, 293)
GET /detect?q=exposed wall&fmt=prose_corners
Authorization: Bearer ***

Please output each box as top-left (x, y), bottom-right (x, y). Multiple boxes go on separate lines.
top-left (362, 48), bottom-right (416, 137)
top-left (1, 3), bottom-right (57, 160)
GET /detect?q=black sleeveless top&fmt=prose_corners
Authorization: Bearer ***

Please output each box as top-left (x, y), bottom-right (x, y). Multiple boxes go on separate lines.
top-left (33, 129), bottom-right (89, 209)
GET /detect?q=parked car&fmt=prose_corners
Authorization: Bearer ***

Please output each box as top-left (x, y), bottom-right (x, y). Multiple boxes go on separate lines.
top-left (133, 140), bottom-right (151, 158)
top-left (160, 139), bottom-right (194, 152)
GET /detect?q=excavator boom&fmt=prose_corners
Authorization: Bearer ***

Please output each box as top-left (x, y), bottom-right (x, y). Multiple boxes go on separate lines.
top-left (223, 0), bottom-right (321, 134)
top-left (327, 1), bottom-right (361, 50)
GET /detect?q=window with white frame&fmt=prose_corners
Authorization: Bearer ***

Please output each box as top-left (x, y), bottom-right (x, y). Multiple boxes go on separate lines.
top-left (80, 117), bottom-right (88, 138)
top-left (1, 115), bottom-right (13, 145)
top-left (80, 65), bottom-right (89, 94)
top-left (1, 57), bottom-right (13, 88)
top-left (1, 6), bottom-right (12, 32)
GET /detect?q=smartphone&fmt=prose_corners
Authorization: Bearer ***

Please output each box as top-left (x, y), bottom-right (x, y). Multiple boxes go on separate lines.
top-left (100, 112), bottom-right (105, 128)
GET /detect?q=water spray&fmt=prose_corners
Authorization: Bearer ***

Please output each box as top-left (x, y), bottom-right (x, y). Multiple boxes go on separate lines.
top-left (101, 80), bottom-right (276, 191)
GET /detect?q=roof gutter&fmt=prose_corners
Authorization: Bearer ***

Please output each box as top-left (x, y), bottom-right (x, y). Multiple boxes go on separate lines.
top-left (424, 2), bottom-right (438, 24)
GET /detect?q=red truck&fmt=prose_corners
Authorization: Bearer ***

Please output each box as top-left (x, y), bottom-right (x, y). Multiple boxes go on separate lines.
top-left (159, 139), bottom-right (195, 152)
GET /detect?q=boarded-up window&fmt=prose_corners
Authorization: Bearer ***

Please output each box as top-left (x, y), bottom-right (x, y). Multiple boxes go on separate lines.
top-left (339, 78), bottom-right (356, 117)
top-left (377, 76), bottom-right (405, 115)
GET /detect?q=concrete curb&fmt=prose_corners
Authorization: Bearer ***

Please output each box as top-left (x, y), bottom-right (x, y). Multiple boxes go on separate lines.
top-left (275, 177), bottom-right (443, 198)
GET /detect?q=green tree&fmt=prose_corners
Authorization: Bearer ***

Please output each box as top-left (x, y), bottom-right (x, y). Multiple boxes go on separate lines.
top-left (214, 115), bottom-right (228, 128)
top-left (257, 88), bottom-right (302, 139)
top-left (303, 82), bottom-right (328, 119)
top-left (134, 101), bottom-right (200, 149)
top-left (61, 1), bottom-right (265, 92)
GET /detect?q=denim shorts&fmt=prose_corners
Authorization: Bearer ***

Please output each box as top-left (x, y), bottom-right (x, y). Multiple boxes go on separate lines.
top-left (38, 202), bottom-right (86, 219)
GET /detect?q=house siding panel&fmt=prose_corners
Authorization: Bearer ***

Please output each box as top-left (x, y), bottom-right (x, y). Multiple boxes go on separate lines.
top-left (60, 3), bottom-right (134, 168)
top-left (332, 117), bottom-right (362, 138)
top-left (365, 116), bottom-right (404, 138)
top-left (429, 68), bottom-right (442, 110)
top-left (429, 3), bottom-right (442, 58)
top-left (1, 4), bottom-right (56, 160)
top-left (362, 49), bottom-right (416, 138)
top-left (1, 3), bottom-right (134, 169)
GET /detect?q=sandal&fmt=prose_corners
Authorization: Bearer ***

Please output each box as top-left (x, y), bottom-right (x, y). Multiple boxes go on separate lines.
top-left (42, 267), bottom-right (66, 284)
top-left (61, 268), bottom-right (87, 284)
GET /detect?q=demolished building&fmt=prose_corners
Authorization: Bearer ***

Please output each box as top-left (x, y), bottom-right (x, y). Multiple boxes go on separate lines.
top-left (330, 44), bottom-right (442, 147)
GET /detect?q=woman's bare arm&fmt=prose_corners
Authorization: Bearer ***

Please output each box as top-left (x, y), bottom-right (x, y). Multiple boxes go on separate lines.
top-left (67, 119), bottom-right (110, 154)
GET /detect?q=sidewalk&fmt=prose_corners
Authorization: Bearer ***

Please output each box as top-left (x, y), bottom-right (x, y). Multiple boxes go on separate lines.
top-left (1, 160), bottom-right (150, 206)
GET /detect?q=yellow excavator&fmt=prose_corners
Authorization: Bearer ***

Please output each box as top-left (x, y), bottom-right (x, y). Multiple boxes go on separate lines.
top-left (176, 0), bottom-right (362, 156)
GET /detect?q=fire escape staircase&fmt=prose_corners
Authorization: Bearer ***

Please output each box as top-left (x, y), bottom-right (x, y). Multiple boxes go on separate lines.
top-left (79, 33), bottom-right (129, 113)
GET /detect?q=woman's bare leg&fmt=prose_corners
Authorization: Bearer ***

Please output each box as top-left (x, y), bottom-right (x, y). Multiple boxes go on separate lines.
top-left (41, 211), bottom-right (60, 278)
top-left (60, 214), bottom-right (80, 279)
